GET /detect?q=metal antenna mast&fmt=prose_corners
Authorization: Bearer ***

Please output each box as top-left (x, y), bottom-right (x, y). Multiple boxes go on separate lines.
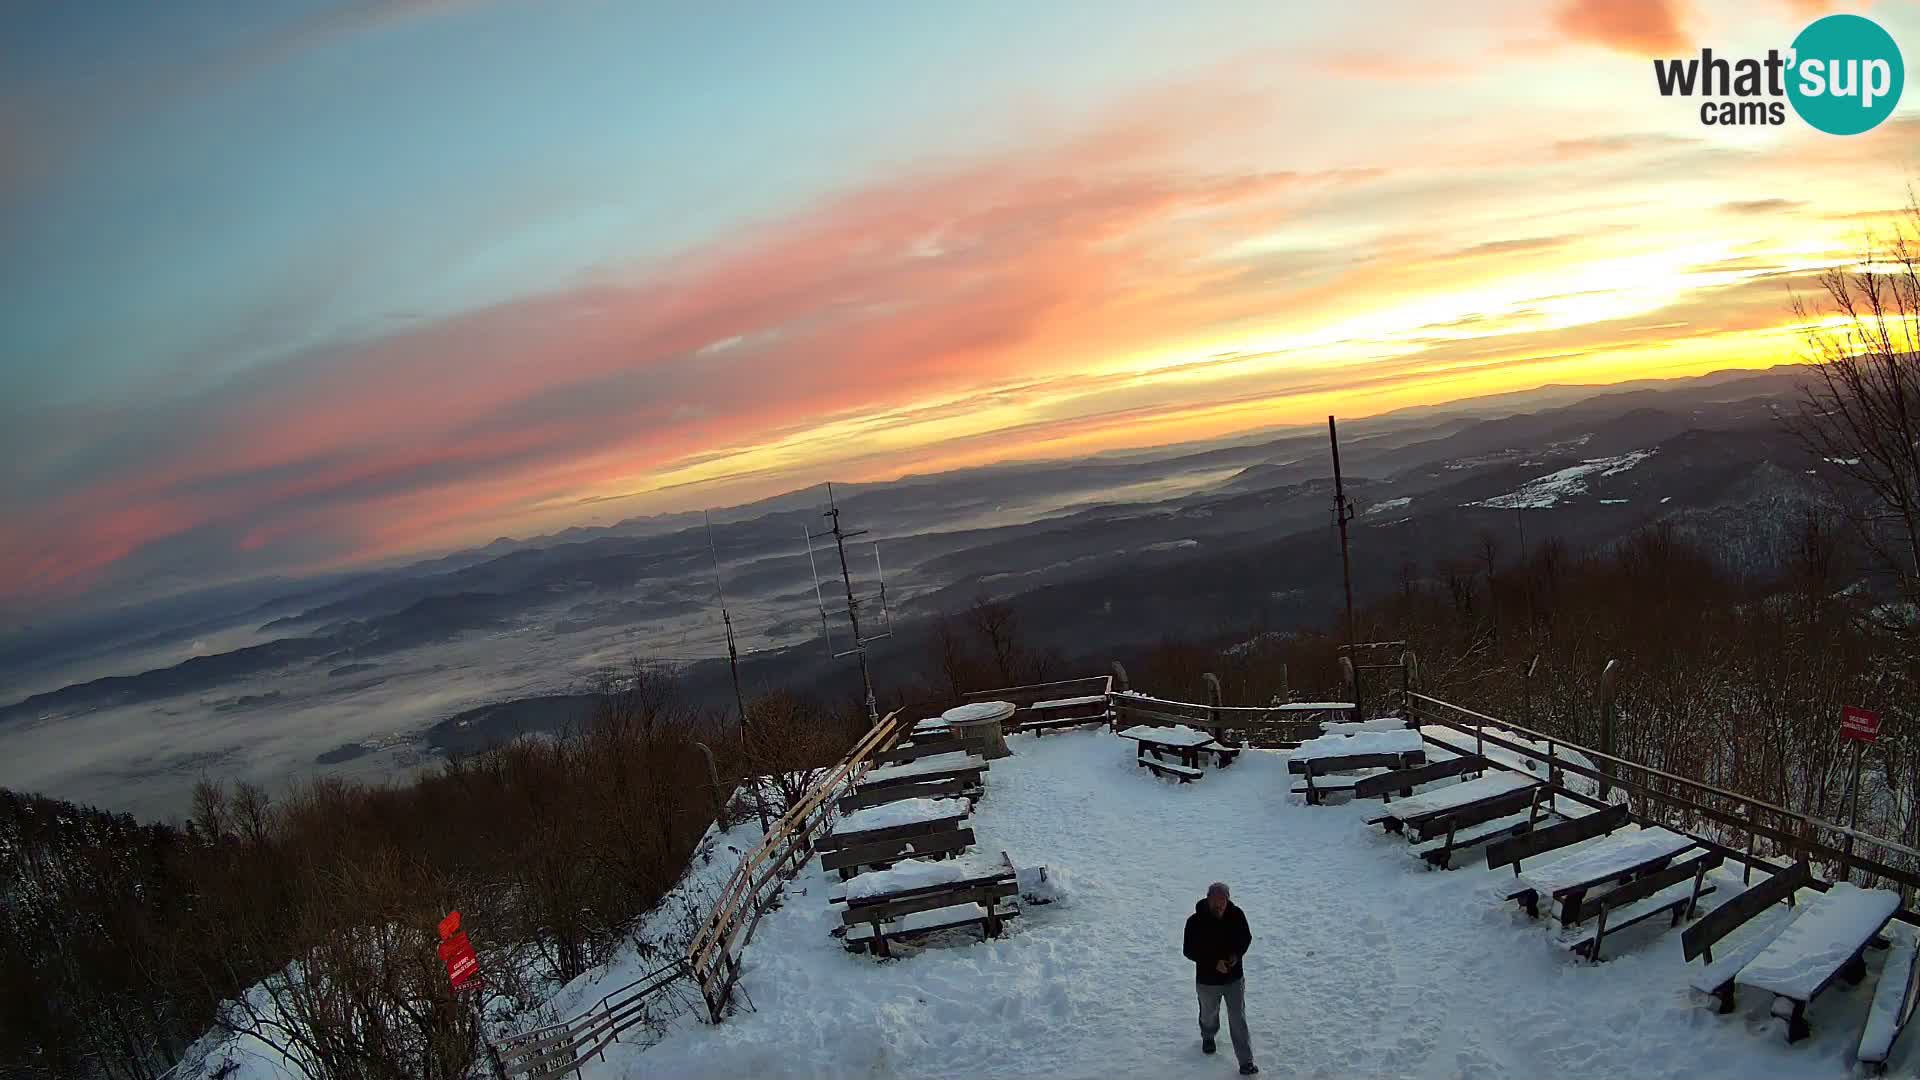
top-left (804, 482), bottom-right (893, 725)
top-left (1328, 415), bottom-right (1357, 649)
top-left (706, 511), bottom-right (769, 834)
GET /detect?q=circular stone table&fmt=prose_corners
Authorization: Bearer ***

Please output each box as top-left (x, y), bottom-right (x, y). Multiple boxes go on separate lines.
top-left (942, 700), bottom-right (1015, 760)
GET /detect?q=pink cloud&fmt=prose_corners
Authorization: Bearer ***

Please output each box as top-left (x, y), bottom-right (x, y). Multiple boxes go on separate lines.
top-left (0, 75), bottom-right (1336, 607)
top-left (1555, 0), bottom-right (1691, 54)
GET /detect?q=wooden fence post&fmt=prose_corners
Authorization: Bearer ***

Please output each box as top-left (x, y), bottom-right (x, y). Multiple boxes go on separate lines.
top-left (1339, 656), bottom-right (1358, 718)
top-left (1399, 651), bottom-right (1417, 714)
top-left (1278, 662), bottom-right (1290, 704)
top-left (1597, 659), bottom-right (1621, 801)
top-left (1110, 661), bottom-right (1130, 694)
top-left (1203, 673), bottom-right (1224, 743)
top-left (693, 742), bottom-right (726, 824)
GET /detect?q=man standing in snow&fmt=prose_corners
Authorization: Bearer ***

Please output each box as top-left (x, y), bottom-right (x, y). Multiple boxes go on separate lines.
top-left (1183, 881), bottom-right (1257, 1075)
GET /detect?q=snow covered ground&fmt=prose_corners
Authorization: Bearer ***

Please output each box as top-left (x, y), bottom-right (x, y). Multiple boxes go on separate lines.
top-left (1468, 449), bottom-right (1656, 510)
top-left (571, 725), bottom-right (1915, 1080)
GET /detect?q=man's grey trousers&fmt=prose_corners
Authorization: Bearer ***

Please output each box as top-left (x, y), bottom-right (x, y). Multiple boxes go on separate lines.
top-left (1196, 978), bottom-right (1252, 1066)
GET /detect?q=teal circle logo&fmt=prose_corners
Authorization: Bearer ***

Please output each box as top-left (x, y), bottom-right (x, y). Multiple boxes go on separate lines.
top-left (1788, 14), bottom-right (1903, 135)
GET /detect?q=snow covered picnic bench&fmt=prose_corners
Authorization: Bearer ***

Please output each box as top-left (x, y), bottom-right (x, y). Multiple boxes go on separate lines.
top-left (1682, 859), bottom-right (1811, 1015)
top-left (1505, 819), bottom-right (1696, 927)
top-left (853, 750), bottom-right (987, 802)
top-left (1860, 924), bottom-right (1920, 1073)
top-left (1562, 848), bottom-right (1720, 962)
top-left (817, 797), bottom-right (972, 880)
top-left (1734, 882), bottom-right (1900, 1043)
top-left (1353, 753), bottom-right (1484, 804)
top-left (1682, 861), bottom-right (1917, 1055)
top-left (834, 850), bottom-right (1020, 957)
top-left (1116, 724), bottom-right (1237, 782)
top-left (1365, 769), bottom-right (1551, 868)
top-left (1287, 728), bottom-right (1426, 805)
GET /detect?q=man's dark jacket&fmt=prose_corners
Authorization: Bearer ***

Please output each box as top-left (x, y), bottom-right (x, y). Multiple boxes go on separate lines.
top-left (1182, 898), bottom-right (1252, 985)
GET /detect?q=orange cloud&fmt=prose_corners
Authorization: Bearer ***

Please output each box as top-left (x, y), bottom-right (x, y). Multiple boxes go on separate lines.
top-left (1555, 0), bottom-right (1690, 54)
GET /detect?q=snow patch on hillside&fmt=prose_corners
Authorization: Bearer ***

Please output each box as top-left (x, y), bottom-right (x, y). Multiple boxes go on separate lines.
top-left (1468, 449), bottom-right (1657, 510)
top-left (1365, 496), bottom-right (1411, 515)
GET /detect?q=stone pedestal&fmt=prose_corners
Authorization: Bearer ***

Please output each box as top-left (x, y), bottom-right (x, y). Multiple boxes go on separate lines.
top-left (943, 701), bottom-right (1015, 760)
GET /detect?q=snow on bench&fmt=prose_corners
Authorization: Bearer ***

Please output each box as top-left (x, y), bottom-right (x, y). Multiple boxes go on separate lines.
top-left (843, 852), bottom-right (1011, 903)
top-left (860, 752), bottom-right (986, 786)
top-left (1737, 883), bottom-right (1899, 1007)
top-left (1270, 701), bottom-right (1356, 712)
top-left (1141, 758), bottom-right (1204, 783)
top-left (1691, 907), bottom-right (1796, 1002)
top-left (1374, 771), bottom-right (1536, 822)
top-left (1031, 695), bottom-right (1107, 710)
top-left (1116, 724), bottom-right (1216, 747)
top-left (1412, 809), bottom-right (1541, 868)
top-left (842, 898), bottom-right (1021, 946)
top-left (1859, 925), bottom-right (1919, 1073)
top-left (1323, 717), bottom-right (1412, 736)
top-left (1512, 826), bottom-right (1695, 922)
top-left (836, 797), bottom-right (968, 836)
top-left (1567, 875), bottom-right (1709, 962)
top-left (1293, 728), bottom-right (1424, 761)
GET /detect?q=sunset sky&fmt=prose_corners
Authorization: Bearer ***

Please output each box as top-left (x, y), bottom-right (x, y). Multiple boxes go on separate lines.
top-left (2, 0), bottom-right (1918, 621)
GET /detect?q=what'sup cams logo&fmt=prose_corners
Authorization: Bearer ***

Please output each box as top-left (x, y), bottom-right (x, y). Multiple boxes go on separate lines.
top-left (1654, 13), bottom-right (1903, 134)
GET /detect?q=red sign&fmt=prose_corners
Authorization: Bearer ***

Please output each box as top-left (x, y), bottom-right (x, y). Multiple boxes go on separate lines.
top-left (437, 911), bottom-right (481, 991)
top-left (1841, 706), bottom-right (1881, 743)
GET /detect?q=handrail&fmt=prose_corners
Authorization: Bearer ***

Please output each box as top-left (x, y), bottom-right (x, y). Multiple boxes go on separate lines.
top-left (500, 711), bottom-right (908, 1078)
top-left (685, 710), bottom-right (908, 1019)
top-left (1408, 693), bottom-right (1920, 863)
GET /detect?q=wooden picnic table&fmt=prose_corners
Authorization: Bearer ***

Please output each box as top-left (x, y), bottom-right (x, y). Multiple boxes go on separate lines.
top-left (1372, 771), bottom-right (1539, 836)
top-left (859, 751), bottom-right (986, 792)
top-left (1737, 882), bottom-right (1900, 1042)
top-left (1115, 724), bottom-right (1237, 769)
top-left (1511, 825), bottom-right (1696, 925)
top-left (835, 851), bottom-right (1021, 956)
top-left (1287, 728), bottom-right (1425, 773)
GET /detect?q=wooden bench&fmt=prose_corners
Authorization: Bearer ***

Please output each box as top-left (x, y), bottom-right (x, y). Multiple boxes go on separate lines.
top-left (856, 753), bottom-right (988, 797)
top-left (1352, 754), bottom-right (1483, 802)
top-left (839, 851), bottom-right (1021, 957)
top-left (1681, 860), bottom-right (1810, 1015)
top-left (1566, 849), bottom-right (1721, 962)
top-left (876, 740), bottom-right (973, 768)
top-left (1860, 928), bottom-right (1920, 1074)
top-left (1141, 758), bottom-right (1203, 783)
top-left (819, 825), bottom-right (975, 878)
top-left (1735, 883), bottom-right (1898, 1042)
top-left (839, 776), bottom-right (972, 815)
top-left (1290, 751), bottom-right (1425, 805)
top-left (1415, 803), bottom-right (1550, 870)
top-left (1487, 802), bottom-right (1629, 876)
top-left (1506, 823), bottom-right (1696, 925)
top-left (817, 812), bottom-right (969, 879)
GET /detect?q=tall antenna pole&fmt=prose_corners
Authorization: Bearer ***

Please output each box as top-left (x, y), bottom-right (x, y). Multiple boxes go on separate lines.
top-left (813, 482), bottom-right (881, 725)
top-left (1329, 415), bottom-right (1356, 649)
top-left (707, 511), bottom-right (769, 835)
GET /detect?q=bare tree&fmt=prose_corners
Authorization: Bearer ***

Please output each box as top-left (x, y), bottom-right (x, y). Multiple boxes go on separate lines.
top-left (1790, 193), bottom-right (1920, 627)
top-left (969, 597), bottom-right (1022, 685)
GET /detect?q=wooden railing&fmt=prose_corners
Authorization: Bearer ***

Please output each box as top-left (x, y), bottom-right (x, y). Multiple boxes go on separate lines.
top-left (1108, 690), bottom-right (1349, 748)
top-left (684, 709), bottom-right (910, 1021)
top-left (1407, 692), bottom-right (1920, 921)
top-left (962, 675), bottom-right (1112, 731)
top-left (496, 710), bottom-right (910, 1079)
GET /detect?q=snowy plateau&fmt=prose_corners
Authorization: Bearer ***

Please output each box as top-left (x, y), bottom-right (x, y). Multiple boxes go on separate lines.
top-left (1468, 449), bottom-right (1657, 510)
top-left (192, 725), bottom-right (1911, 1080)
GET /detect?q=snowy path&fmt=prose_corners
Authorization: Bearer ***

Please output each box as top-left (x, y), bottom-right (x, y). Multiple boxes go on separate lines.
top-left (588, 728), bottom-right (1912, 1080)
